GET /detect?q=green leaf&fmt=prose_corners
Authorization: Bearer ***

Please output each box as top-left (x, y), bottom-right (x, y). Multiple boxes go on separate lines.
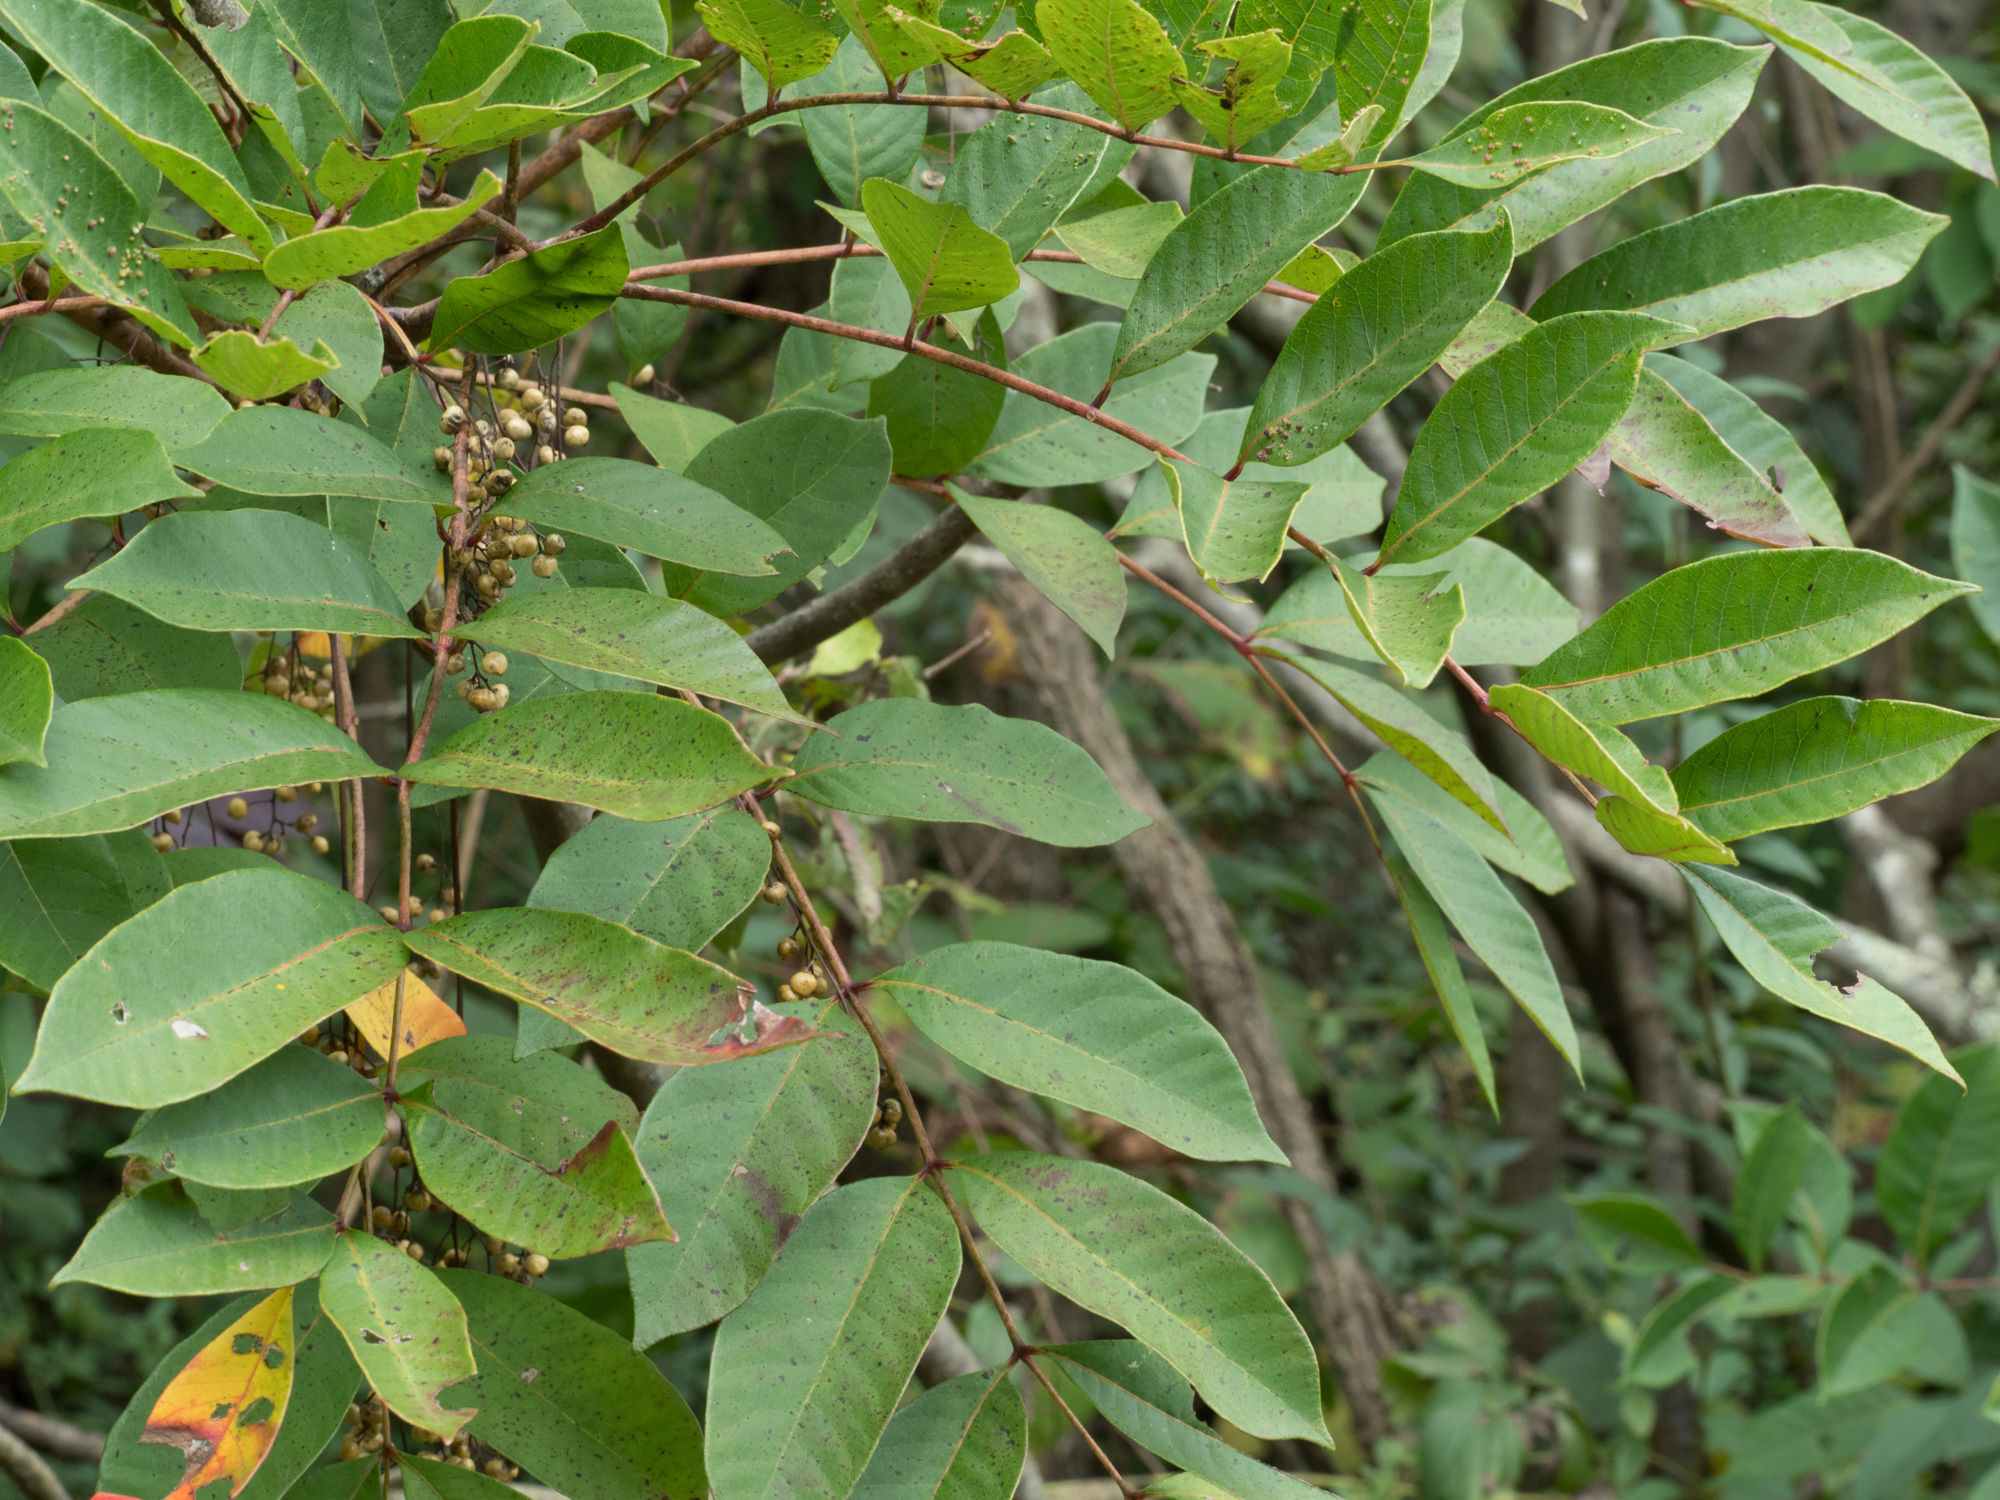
top-left (1875, 1043), bottom-right (2000, 1262)
top-left (0, 689), bottom-right (387, 840)
top-left (796, 38), bottom-right (926, 209)
top-left (27, 596), bottom-right (241, 700)
top-left (1355, 750), bottom-right (1572, 896)
top-left (1732, 1104), bottom-right (1810, 1272)
top-left (950, 488), bottom-right (1126, 656)
top-left (1266, 652), bottom-right (1506, 834)
top-left (785, 698), bottom-right (1150, 846)
top-left (1378, 311), bottom-right (1674, 566)
top-left (1649, 353), bottom-right (1849, 545)
top-left (628, 999), bottom-right (878, 1344)
top-left (405, 907), bottom-right (815, 1066)
top-left (0, 424), bottom-right (191, 552)
top-left (1055, 200), bottom-right (1183, 279)
top-left (1163, 460), bottom-right (1311, 589)
top-left (1674, 696), bottom-right (1997, 843)
top-left (611, 383), bottom-right (735, 473)
top-left (1488, 683), bottom-right (1676, 814)
top-left (0, 0), bottom-right (271, 255)
top-left (405, 1083), bottom-right (672, 1256)
top-left (1594, 795), bottom-right (1735, 864)
top-left (1243, 218), bottom-right (1513, 469)
top-left (1323, 551), bottom-right (1464, 689)
top-left (1607, 367), bottom-right (1811, 549)
top-left (400, 1455), bottom-right (517, 1500)
top-left (1568, 1192), bottom-right (1704, 1266)
top-left (0, 104), bottom-right (199, 347)
top-left (869, 330), bottom-right (1008, 475)
top-left (403, 692), bottom-right (777, 819)
top-left (851, 1368), bottom-right (1026, 1500)
top-left (1519, 549), bottom-right (1974, 723)
top-left (1623, 1275), bottom-right (1734, 1388)
top-left (1529, 186), bottom-right (1946, 343)
top-left (1171, 31), bottom-right (1294, 153)
top-left (261, 171), bottom-right (503, 289)
top-left (1366, 787), bottom-right (1578, 1069)
top-left (860, 178), bottom-right (1020, 319)
top-left (702, 0), bottom-right (838, 88)
top-left (110, 1045), bottom-right (383, 1190)
top-left (947, 86), bottom-right (1131, 260)
top-left (1037, 0), bottom-right (1185, 129)
top-left (1957, 465), bottom-right (2000, 648)
top-left (1043, 1342), bottom-right (1325, 1500)
top-left (708, 1175), bottom-right (960, 1496)
top-left (0, 830), bottom-right (167, 991)
top-left (172, 408), bottom-right (438, 508)
top-left (0, 365), bottom-right (230, 451)
top-left (833, 0), bottom-right (947, 80)
top-left (69, 510), bottom-right (424, 640)
top-left (436, 1268), bottom-right (706, 1500)
top-left (527, 807), bottom-right (771, 952)
top-left (1257, 538), bottom-right (1577, 669)
top-left (662, 409), bottom-right (892, 611)
top-left (192, 333), bottom-right (340, 404)
top-left (827, 256), bottom-right (913, 389)
top-left (966, 322), bottom-right (1211, 485)
top-left (453, 589), bottom-right (804, 723)
top-left (388, 14), bottom-right (536, 148)
top-left (1380, 38), bottom-right (1766, 254)
top-left (398, 1034), bottom-right (638, 1165)
top-left (1241, 0), bottom-right (1427, 126)
top-left (321, 1229), bottom-right (477, 1441)
top-left (1386, 851), bottom-right (1495, 1110)
top-left (957, 1151), bottom-right (1328, 1443)
top-left (432, 225), bottom-right (629, 356)
top-left (1683, 864), bottom-right (1954, 1079)
top-left (874, 941), bottom-right (1283, 1162)
top-left (15, 866), bottom-right (404, 1107)
top-left (1113, 167), bottom-right (1365, 381)
top-left (1404, 100), bottom-right (1675, 185)
top-left (1813, 1265), bottom-right (1947, 1398)
top-left (51, 1181), bottom-right (333, 1296)
top-left (0, 637), bottom-right (50, 769)
top-left (505, 456), bottom-right (788, 576)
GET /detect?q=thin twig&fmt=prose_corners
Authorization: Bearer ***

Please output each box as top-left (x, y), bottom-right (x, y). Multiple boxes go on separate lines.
top-left (20, 589), bottom-right (89, 635)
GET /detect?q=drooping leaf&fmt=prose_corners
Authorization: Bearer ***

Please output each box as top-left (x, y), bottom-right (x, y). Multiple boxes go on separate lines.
top-left (702, 0), bottom-right (839, 87)
top-left (52, 1181), bottom-right (334, 1296)
top-left (172, 409), bottom-right (438, 508)
top-left (436, 1268), bottom-right (706, 1500)
top-left (403, 692), bottom-right (776, 819)
top-left (0, 830), bottom-right (168, 991)
top-left (404, 907), bottom-right (815, 1067)
top-left (1037, 0), bottom-right (1186, 130)
top-left (1243, 218), bottom-right (1513, 469)
top-left (966, 322), bottom-right (1212, 485)
top-left (15, 866), bottom-right (404, 1108)
top-left (706, 1176), bottom-right (961, 1499)
top-left (1875, 1044), bottom-right (2000, 1263)
top-left (1955, 465), bottom-right (2000, 645)
top-left (453, 589), bottom-right (804, 723)
top-left (111, 1045), bottom-right (384, 1190)
top-left (1683, 865), bottom-right (1954, 1079)
top-left (527, 807), bottom-right (771, 953)
top-left (1043, 1342), bottom-right (1326, 1500)
top-left (126, 1285), bottom-right (297, 1500)
top-left (504, 456), bottom-right (788, 576)
top-left (404, 1083), bottom-right (672, 1257)
top-left (1673, 696), bottom-right (1997, 843)
top-left (1379, 38), bottom-right (1766, 253)
top-left (786, 698), bottom-right (1150, 846)
top-left (956, 1152), bottom-right (1329, 1443)
top-left (874, 941), bottom-right (1282, 1162)
top-left (827, 256), bottom-right (914, 389)
top-left (70, 510), bottom-right (424, 640)
top-left (869, 328), bottom-right (1008, 475)
top-left (1607, 368), bottom-right (1811, 549)
top-left (795, 38), bottom-right (927, 208)
top-left (1623, 1275), bottom-right (1736, 1388)
top-left (320, 1230), bottom-right (477, 1441)
top-left (1113, 168), bottom-right (1365, 381)
top-left (1163, 459), bottom-right (1311, 588)
top-left (0, 2), bottom-right (270, 254)
top-left (431, 225), bottom-right (630, 355)
top-left (1403, 100), bottom-right (1675, 185)
top-left (1377, 311), bottom-right (1675, 566)
top-left (945, 86), bottom-right (1131, 259)
top-left (1732, 1104), bottom-right (1810, 1273)
top-left (1519, 549), bottom-right (1974, 724)
top-left (1323, 551), bottom-right (1464, 689)
top-left (1488, 684), bottom-right (1677, 814)
top-left (262, 172), bottom-right (504, 288)
top-left (0, 637), bottom-right (50, 769)
top-left (1366, 788), bottom-right (1578, 1069)
top-left (850, 1368), bottom-right (1027, 1500)
top-left (0, 427), bottom-right (201, 552)
top-left (951, 488), bottom-right (1127, 656)
top-left (860, 178), bottom-right (1020, 319)
top-left (628, 999), bottom-right (878, 1344)
top-left (0, 366), bottom-right (229, 451)
top-left (1355, 751), bottom-right (1572, 896)
top-left (0, 690), bottom-right (387, 840)
top-left (1266, 652), bottom-right (1506, 833)
top-left (1595, 796), bottom-right (1734, 863)
top-left (1386, 851), bottom-right (1496, 1109)
top-left (1529, 186), bottom-right (1946, 343)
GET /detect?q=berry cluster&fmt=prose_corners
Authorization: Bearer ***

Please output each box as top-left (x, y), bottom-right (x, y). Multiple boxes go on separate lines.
top-left (147, 784), bottom-right (328, 858)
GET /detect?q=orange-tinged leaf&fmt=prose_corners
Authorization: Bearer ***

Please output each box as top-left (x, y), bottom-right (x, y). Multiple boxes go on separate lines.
top-left (140, 1286), bottom-right (297, 1500)
top-left (348, 971), bottom-right (466, 1058)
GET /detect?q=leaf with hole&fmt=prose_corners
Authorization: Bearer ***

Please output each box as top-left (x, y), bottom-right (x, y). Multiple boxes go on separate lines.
top-left (320, 1229), bottom-right (477, 1441)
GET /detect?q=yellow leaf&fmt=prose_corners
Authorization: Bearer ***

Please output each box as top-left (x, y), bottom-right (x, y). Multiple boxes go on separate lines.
top-left (348, 971), bottom-right (466, 1058)
top-left (141, 1287), bottom-right (297, 1500)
